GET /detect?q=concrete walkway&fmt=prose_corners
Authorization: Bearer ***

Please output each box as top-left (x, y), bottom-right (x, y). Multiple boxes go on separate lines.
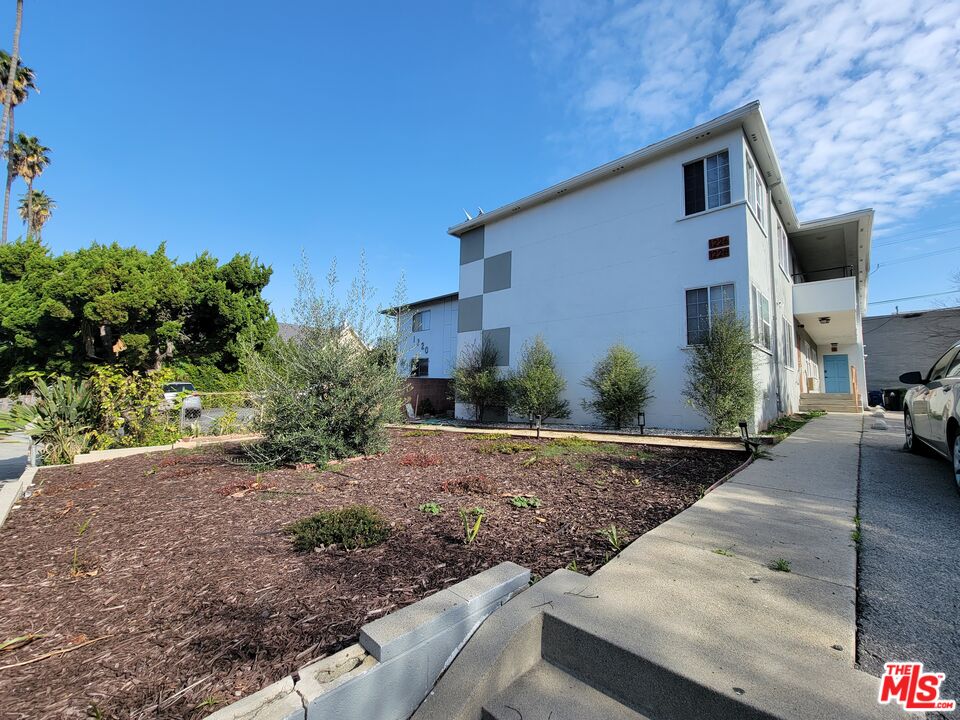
top-left (0, 433), bottom-right (29, 482)
top-left (416, 413), bottom-right (908, 719)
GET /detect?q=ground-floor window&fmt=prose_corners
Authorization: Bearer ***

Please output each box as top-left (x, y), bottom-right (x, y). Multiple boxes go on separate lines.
top-left (411, 358), bottom-right (429, 377)
top-left (685, 283), bottom-right (735, 345)
top-left (781, 318), bottom-right (795, 368)
top-left (751, 286), bottom-right (772, 350)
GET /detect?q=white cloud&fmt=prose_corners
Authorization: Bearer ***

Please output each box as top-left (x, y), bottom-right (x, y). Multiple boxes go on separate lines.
top-left (532, 0), bottom-right (960, 227)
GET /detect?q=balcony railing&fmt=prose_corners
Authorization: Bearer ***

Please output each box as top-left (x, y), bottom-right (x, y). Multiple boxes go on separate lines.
top-left (792, 264), bottom-right (854, 284)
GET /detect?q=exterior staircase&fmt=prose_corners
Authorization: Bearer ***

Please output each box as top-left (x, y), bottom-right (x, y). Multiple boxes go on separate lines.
top-left (799, 392), bottom-right (862, 414)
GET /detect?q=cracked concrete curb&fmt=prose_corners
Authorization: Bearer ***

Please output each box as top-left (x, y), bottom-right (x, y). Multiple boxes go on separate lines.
top-left (205, 562), bottom-right (530, 720)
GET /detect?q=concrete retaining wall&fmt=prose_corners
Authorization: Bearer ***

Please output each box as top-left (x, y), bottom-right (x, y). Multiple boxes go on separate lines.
top-left (72, 433), bottom-right (262, 464)
top-left (206, 562), bottom-right (530, 720)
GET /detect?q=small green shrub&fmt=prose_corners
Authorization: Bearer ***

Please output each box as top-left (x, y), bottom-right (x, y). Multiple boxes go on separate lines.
top-left (476, 440), bottom-right (537, 455)
top-left (450, 338), bottom-right (509, 422)
top-left (770, 558), bottom-right (791, 572)
top-left (0, 376), bottom-right (95, 464)
top-left (507, 336), bottom-right (570, 422)
top-left (581, 344), bottom-right (654, 429)
top-left (287, 506), bottom-right (391, 551)
top-left (598, 524), bottom-right (624, 551)
top-left (509, 495), bottom-right (542, 509)
top-left (464, 432), bottom-right (511, 440)
top-left (418, 502), bottom-right (442, 515)
top-left (403, 429), bottom-right (441, 437)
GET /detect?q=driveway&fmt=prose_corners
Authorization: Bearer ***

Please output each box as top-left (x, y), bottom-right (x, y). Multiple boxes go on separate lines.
top-left (858, 411), bottom-right (960, 718)
top-left (0, 432), bottom-right (29, 482)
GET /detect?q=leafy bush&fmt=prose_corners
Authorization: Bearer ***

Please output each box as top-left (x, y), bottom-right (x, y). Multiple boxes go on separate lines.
top-left (0, 376), bottom-right (95, 464)
top-left (243, 257), bottom-right (406, 466)
top-left (581, 344), bottom-right (654, 429)
top-left (682, 311), bottom-right (756, 434)
top-left (286, 505), bottom-right (391, 551)
top-left (508, 336), bottom-right (570, 422)
top-left (418, 502), bottom-right (442, 515)
top-left (450, 338), bottom-right (508, 422)
top-left (87, 366), bottom-right (180, 448)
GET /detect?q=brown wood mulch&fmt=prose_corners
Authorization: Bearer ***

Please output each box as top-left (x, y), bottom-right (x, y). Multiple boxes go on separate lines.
top-left (0, 430), bottom-right (745, 719)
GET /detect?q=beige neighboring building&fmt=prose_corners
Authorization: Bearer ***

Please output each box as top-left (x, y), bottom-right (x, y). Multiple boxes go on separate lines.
top-left (863, 306), bottom-right (960, 391)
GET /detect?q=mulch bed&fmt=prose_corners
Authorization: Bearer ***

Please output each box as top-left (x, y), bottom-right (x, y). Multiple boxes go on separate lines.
top-left (0, 430), bottom-right (745, 719)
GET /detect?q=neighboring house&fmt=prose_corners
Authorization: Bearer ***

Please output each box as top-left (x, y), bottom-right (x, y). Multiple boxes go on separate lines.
top-left (402, 101), bottom-right (873, 430)
top-left (384, 292), bottom-right (459, 415)
top-left (863, 306), bottom-right (960, 392)
top-left (276, 322), bottom-right (370, 351)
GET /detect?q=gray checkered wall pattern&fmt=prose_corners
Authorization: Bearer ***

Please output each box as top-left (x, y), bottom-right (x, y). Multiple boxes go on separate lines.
top-left (457, 226), bottom-right (511, 367)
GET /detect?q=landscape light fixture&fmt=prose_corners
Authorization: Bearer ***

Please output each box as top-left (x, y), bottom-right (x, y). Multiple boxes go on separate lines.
top-left (637, 411), bottom-right (646, 435)
top-left (739, 421), bottom-right (759, 453)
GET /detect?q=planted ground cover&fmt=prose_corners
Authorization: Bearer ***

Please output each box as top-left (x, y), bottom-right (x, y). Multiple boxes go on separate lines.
top-left (0, 430), bottom-right (745, 719)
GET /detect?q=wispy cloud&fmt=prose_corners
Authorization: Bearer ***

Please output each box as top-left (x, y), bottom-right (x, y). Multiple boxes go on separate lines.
top-left (532, 0), bottom-right (960, 226)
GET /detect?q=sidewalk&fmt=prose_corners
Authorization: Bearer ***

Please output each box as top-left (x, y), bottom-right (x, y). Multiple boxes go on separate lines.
top-left (416, 413), bottom-right (907, 719)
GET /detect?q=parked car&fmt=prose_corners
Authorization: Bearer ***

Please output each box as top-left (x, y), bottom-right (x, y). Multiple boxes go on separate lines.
top-left (900, 340), bottom-right (960, 490)
top-left (161, 381), bottom-right (202, 419)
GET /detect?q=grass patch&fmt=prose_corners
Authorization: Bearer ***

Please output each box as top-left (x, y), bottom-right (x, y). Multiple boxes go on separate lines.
top-left (770, 557), bottom-right (791, 572)
top-left (475, 440), bottom-right (537, 455)
top-left (464, 432), bottom-right (511, 440)
top-left (509, 495), bottom-right (542, 509)
top-left (764, 411), bottom-right (827, 441)
top-left (286, 506), bottom-right (391, 551)
top-left (418, 502), bottom-right (442, 515)
top-left (852, 515), bottom-right (862, 545)
top-left (403, 429), bottom-right (442, 437)
top-left (712, 548), bottom-right (734, 557)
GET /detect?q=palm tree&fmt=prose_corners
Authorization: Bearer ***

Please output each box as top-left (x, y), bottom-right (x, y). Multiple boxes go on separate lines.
top-left (9, 133), bottom-right (49, 237)
top-left (0, 0), bottom-right (23, 149)
top-left (18, 188), bottom-right (53, 239)
top-left (0, 50), bottom-right (36, 244)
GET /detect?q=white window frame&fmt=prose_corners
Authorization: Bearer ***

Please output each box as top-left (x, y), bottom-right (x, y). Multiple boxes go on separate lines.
top-left (776, 217), bottom-right (791, 279)
top-left (412, 309), bottom-right (430, 333)
top-left (745, 148), bottom-right (767, 229)
top-left (781, 318), bottom-right (795, 368)
top-left (685, 283), bottom-right (735, 345)
top-left (751, 285), bottom-right (772, 351)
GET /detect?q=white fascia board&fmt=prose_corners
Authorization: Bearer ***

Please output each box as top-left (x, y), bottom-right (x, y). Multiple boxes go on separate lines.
top-left (447, 101), bottom-right (764, 237)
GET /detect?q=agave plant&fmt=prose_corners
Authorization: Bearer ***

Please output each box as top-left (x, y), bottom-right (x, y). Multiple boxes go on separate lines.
top-left (0, 376), bottom-right (95, 464)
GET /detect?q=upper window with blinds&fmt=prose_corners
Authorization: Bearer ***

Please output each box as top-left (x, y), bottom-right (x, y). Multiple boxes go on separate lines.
top-left (683, 150), bottom-right (730, 215)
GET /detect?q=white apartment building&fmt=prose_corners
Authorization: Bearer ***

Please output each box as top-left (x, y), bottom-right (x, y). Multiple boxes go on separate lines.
top-left (400, 101), bottom-right (872, 430)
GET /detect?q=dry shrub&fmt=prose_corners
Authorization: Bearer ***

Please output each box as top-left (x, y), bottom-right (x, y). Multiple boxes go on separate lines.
top-left (399, 452), bottom-right (443, 467)
top-left (440, 474), bottom-right (496, 495)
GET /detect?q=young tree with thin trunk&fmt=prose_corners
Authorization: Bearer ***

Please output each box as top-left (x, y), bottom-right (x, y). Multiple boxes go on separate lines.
top-left (0, 0), bottom-right (23, 160)
top-left (0, 50), bottom-right (35, 244)
top-left (682, 310), bottom-right (757, 434)
top-left (581, 343), bottom-right (654, 429)
top-left (508, 335), bottom-right (570, 427)
top-left (450, 337), bottom-right (508, 422)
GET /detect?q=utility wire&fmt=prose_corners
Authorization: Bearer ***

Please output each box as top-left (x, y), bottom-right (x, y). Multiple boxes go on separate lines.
top-left (869, 289), bottom-right (958, 305)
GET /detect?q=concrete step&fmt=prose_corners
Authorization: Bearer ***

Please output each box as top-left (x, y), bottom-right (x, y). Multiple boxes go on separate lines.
top-left (481, 660), bottom-right (652, 720)
top-left (800, 393), bottom-right (855, 401)
top-left (799, 402), bottom-right (862, 413)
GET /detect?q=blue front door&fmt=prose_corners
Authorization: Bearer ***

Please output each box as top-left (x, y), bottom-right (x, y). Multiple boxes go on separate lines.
top-left (823, 354), bottom-right (850, 393)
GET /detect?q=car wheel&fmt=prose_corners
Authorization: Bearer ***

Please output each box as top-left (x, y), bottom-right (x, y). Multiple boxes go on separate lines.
top-left (953, 433), bottom-right (960, 494)
top-left (904, 411), bottom-right (922, 454)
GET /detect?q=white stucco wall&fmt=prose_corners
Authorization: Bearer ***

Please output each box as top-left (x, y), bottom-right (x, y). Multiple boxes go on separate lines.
top-left (397, 297), bottom-right (458, 379)
top-left (455, 129), bottom-right (758, 430)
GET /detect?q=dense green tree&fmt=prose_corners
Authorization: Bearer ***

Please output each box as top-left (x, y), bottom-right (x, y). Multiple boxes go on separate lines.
top-left (0, 50), bottom-right (36, 245)
top-left (0, 239), bottom-right (276, 388)
top-left (682, 310), bottom-right (757, 434)
top-left (451, 337), bottom-right (509, 422)
top-left (581, 343), bottom-right (654, 429)
top-left (508, 336), bottom-right (570, 424)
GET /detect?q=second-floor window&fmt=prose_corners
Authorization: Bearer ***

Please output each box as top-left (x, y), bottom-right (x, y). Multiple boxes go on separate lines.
top-left (776, 219), bottom-right (791, 277)
top-left (683, 150), bottom-right (730, 215)
top-left (781, 318), bottom-right (794, 368)
top-left (686, 283), bottom-right (735, 345)
top-left (746, 152), bottom-right (766, 226)
top-left (412, 310), bottom-right (430, 332)
top-left (751, 286), bottom-right (772, 350)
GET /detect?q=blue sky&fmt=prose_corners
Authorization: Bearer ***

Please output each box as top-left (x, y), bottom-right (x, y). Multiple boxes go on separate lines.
top-left (13, 1), bottom-right (960, 318)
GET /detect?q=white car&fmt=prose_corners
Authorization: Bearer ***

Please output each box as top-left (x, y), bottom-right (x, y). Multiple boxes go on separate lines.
top-left (900, 340), bottom-right (960, 490)
top-left (161, 382), bottom-right (203, 419)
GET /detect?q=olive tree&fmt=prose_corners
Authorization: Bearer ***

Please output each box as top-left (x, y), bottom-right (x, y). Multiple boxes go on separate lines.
top-left (682, 310), bottom-right (756, 434)
top-left (581, 343), bottom-right (654, 429)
